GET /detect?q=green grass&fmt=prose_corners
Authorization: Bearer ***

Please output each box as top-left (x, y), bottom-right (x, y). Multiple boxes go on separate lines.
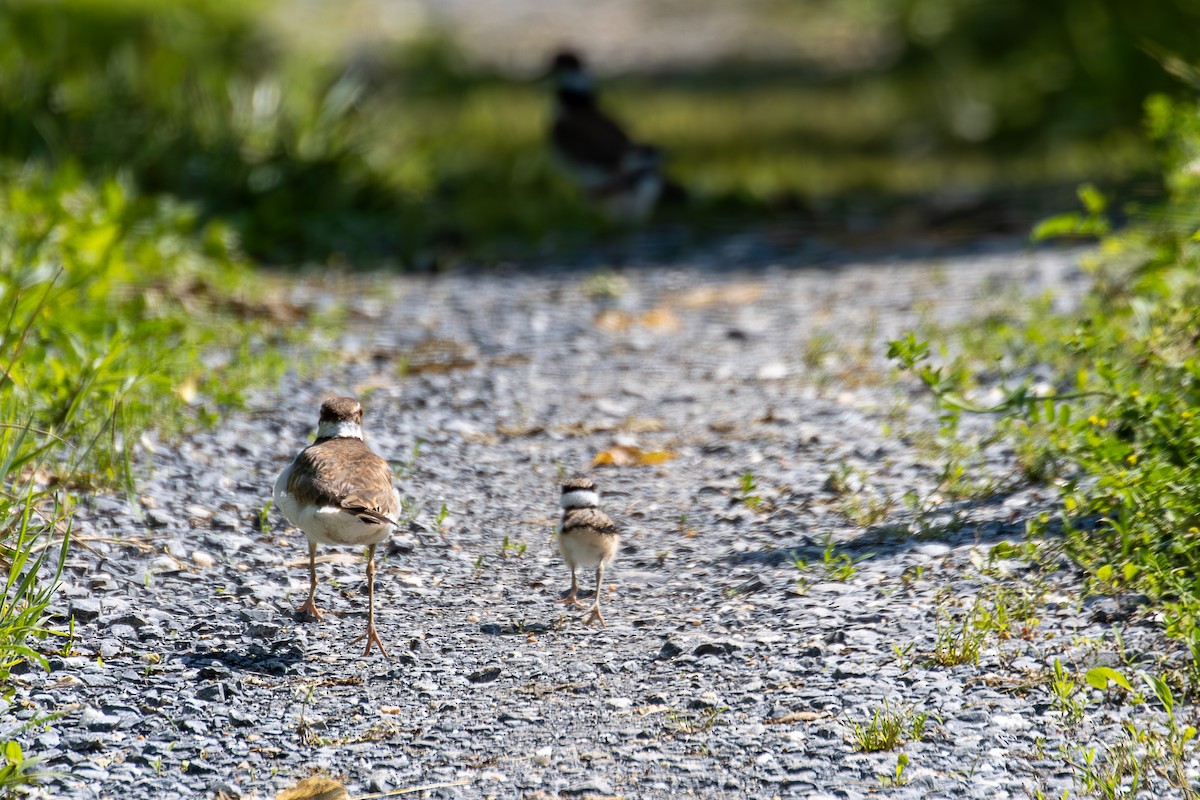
top-left (847, 698), bottom-right (929, 752)
top-left (0, 163), bottom-right (304, 792)
top-left (890, 89), bottom-right (1200, 692)
top-left (1, 166), bottom-right (297, 482)
top-left (889, 92), bottom-right (1200, 797)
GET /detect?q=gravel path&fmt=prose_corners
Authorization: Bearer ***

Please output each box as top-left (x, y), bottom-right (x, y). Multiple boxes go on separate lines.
top-left (10, 237), bottom-right (1190, 799)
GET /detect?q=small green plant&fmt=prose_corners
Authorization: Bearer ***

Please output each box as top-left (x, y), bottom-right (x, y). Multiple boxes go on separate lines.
top-left (666, 706), bottom-right (728, 735)
top-left (1063, 669), bottom-right (1200, 799)
top-left (399, 439), bottom-right (423, 479)
top-left (819, 539), bottom-right (863, 581)
top-left (970, 585), bottom-right (1043, 643)
top-left (398, 495), bottom-right (419, 526)
top-left (738, 471), bottom-right (762, 510)
top-left (1049, 658), bottom-right (1086, 728)
top-left (296, 684), bottom-right (321, 747)
top-left (789, 554), bottom-right (811, 594)
top-left (878, 753), bottom-right (910, 787)
top-left (824, 462), bottom-right (855, 497)
top-left (0, 484), bottom-right (71, 682)
top-left (0, 727), bottom-right (55, 792)
top-left (582, 269), bottom-right (629, 300)
top-left (933, 611), bottom-right (984, 667)
top-left (1139, 672), bottom-right (1198, 768)
top-left (258, 500), bottom-right (272, 534)
top-left (58, 616), bottom-right (76, 658)
top-left (802, 333), bottom-right (837, 371)
top-left (838, 491), bottom-right (894, 527)
top-left (435, 503), bottom-right (450, 532)
top-left (847, 699), bottom-right (928, 752)
top-left (499, 535), bottom-right (527, 558)
top-left (893, 641), bottom-right (916, 671)
top-left (471, 554), bottom-right (487, 579)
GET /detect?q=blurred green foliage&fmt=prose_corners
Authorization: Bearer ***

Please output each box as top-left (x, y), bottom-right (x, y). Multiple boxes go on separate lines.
top-left (0, 164), bottom-right (294, 486)
top-left (893, 0), bottom-right (1200, 144)
top-left (0, 0), bottom-right (407, 263)
top-left (0, 0), bottom-right (1195, 265)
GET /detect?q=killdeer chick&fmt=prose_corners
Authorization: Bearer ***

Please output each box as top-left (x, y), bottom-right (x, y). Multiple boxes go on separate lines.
top-left (546, 50), bottom-right (676, 221)
top-left (557, 475), bottom-right (619, 628)
top-left (274, 396), bottom-right (400, 657)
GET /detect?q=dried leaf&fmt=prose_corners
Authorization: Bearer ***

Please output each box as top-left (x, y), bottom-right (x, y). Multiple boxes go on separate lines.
top-left (592, 445), bottom-right (675, 467)
top-left (274, 776), bottom-right (349, 800)
top-left (495, 422), bottom-right (545, 437)
top-left (557, 420), bottom-right (616, 436)
top-left (638, 306), bottom-right (680, 331)
top-left (593, 306), bottom-right (680, 332)
top-left (766, 711), bottom-right (828, 724)
top-left (401, 339), bottom-right (476, 374)
top-left (675, 282), bottom-right (764, 309)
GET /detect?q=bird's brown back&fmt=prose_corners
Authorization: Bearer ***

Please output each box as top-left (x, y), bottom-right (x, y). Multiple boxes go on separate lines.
top-left (562, 506), bottom-right (618, 535)
top-left (287, 438), bottom-right (398, 523)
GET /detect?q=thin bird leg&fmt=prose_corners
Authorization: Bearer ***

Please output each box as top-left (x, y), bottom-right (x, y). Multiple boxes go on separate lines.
top-left (583, 563), bottom-right (607, 628)
top-left (559, 567), bottom-right (584, 608)
top-left (295, 541), bottom-right (324, 620)
top-left (351, 544), bottom-right (389, 658)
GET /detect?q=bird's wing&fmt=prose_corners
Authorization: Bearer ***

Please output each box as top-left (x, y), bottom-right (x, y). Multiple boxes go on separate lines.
top-left (552, 106), bottom-right (632, 170)
top-left (288, 439), bottom-right (400, 525)
top-left (562, 507), bottom-right (618, 535)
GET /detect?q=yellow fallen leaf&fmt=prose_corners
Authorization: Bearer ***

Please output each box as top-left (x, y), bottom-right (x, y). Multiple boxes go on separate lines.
top-left (175, 377), bottom-right (198, 404)
top-left (638, 306), bottom-right (680, 331)
top-left (675, 282), bottom-right (764, 309)
top-left (592, 445), bottom-right (676, 468)
top-left (593, 306), bottom-right (680, 332)
top-left (380, 705), bottom-right (403, 714)
top-left (766, 711), bottom-right (828, 724)
top-left (274, 776), bottom-right (349, 800)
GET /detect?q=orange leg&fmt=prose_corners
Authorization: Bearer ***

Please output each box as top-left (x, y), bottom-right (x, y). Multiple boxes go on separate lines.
top-left (295, 541), bottom-right (324, 620)
top-left (558, 567), bottom-right (585, 609)
top-left (351, 545), bottom-right (389, 658)
top-left (582, 563), bottom-right (607, 629)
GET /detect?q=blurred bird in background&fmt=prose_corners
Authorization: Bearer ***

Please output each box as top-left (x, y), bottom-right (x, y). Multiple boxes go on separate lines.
top-left (546, 49), bottom-right (685, 222)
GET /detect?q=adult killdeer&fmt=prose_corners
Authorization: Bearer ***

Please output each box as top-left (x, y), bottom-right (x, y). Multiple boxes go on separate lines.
top-left (273, 396), bottom-right (400, 657)
top-left (557, 475), bottom-right (620, 628)
top-left (546, 50), bottom-right (679, 221)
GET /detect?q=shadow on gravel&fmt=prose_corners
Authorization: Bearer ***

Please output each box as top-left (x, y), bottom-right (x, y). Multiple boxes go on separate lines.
top-left (727, 488), bottom-right (1049, 569)
top-left (469, 226), bottom-right (1084, 279)
top-left (180, 643), bottom-right (305, 677)
top-left (479, 621), bottom-right (554, 636)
